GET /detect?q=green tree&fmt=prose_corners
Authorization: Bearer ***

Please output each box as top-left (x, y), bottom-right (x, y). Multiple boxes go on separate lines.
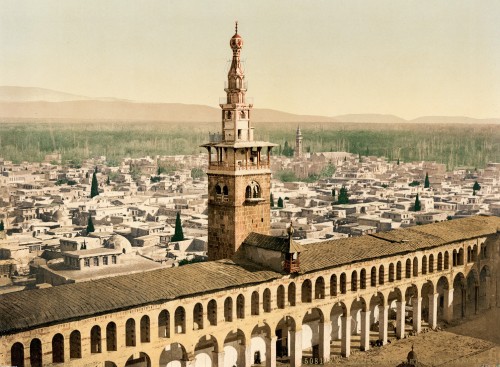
top-left (414, 194), bottom-right (421, 211)
top-left (282, 140), bottom-right (294, 157)
top-left (337, 186), bottom-right (349, 204)
top-left (277, 197), bottom-right (284, 208)
top-left (157, 166), bottom-right (162, 175)
top-left (424, 172), bottom-right (430, 188)
top-left (86, 216), bottom-right (95, 233)
top-left (397, 158), bottom-right (400, 165)
top-left (270, 193), bottom-right (275, 208)
top-left (171, 212), bottom-right (185, 242)
top-left (473, 181), bottom-right (481, 195)
top-left (106, 176), bottom-right (111, 185)
top-left (90, 171), bottom-right (99, 198)
top-left (191, 167), bottom-right (205, 179)
top-left (0, 220), bottom-right (4, 231)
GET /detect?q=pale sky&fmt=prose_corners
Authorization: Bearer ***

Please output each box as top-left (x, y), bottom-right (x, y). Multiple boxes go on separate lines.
top-left (1, 0), bottom-right (499, 119)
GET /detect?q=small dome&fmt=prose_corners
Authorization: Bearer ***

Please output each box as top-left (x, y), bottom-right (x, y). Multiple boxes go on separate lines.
top-left (230, 21), bottom-right (243, 50)
top-left (106, 234), bottom-right (132, 253)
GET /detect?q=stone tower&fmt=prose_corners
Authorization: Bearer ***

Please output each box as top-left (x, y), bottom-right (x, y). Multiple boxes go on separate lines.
top-left (295, 126), bottom-right (303, 158)
top-left (202, 23), bottom-right (277, 261)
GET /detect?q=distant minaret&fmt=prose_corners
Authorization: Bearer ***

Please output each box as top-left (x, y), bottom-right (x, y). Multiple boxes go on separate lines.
top-left (295, 126), bottom-right (303, 158)
top-left (202, 23), bottom-right (277, 261)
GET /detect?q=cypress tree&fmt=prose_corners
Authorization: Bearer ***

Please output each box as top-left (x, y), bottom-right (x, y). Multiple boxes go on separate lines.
top-left (424, 172), bottom-right (430, 188)
top-left (106, 176), bottom-right (111, 185)
top-left (473, 181), bottom-right (481, 195)
top-left (86, 216), bottom-right (95, 233)
top-left (90, 171), bottom-right (99, 198)
top-left (397, 158), bottom-right (400, 165)
top-left (270, 193), bottom-right (275, 208)
top-left (0, 220), bottom-right (4, 231)
top-left (172, 212), bottom-right (185, 242)
top-left (414, 194), bottom-right (421, 211)
top-left (337, 186), bottom-right (349, 204)
top-left (277, 197), bottom-right (284, 208)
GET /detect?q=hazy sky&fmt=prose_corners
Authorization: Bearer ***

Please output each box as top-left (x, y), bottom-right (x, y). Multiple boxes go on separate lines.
top-left (1, 0), bottom-right (499, 119)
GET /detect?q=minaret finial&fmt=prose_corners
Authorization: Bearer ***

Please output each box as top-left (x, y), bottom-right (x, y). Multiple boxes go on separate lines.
top-left (235, 21), bottom-right (238, 34)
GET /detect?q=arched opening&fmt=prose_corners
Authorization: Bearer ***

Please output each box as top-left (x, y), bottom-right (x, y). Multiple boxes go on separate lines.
top-left (350, 297), bottom-right (368, 352)
top-left (194, 335), bottom-right (219, 367)
top-left (275, 316), bottom-right (297, 359)
top-left (126, 318), bottom-right (136, 346)
top-left (125, 352), bottom-right (151, 367)
top-left (140, 315), bottom-right (150, 343)
top-left (208, 299), bottom-right (218, 325)
top-left (330, 301), bottom-right (348, 357)
top-left (340, 273), bottom-right (347, 294)
top-left (452, 249), bottom-right (458, 266)
top-left (90, 325), bottom-right (101, 353)
top-left (236, 294), bottom-right (245, 318)
top-left (458, 248), bottom-right (464, 265)
top-left (315, 276), bottom-right (325, 299)
top-left (465, 271), bottom-right (478, 316)
top-left (301, 308), bottom-right (325, 360)
top-left (158, 310), bottom-right (170, 338)
top-left (436, 276), bottom-right (449, 322)
top-left (106, 322), bottom-right (117, 351)
top-left (388, 263), bottom-right (395, 282)
top-left (453, 273), bottom-right (466, 319)
top-left (413, 257), bottom-right (419, 277)
top-left (215, 184), bottom-right (222, 195)
top-left (429, 254), bottom-right (434, 273)
top-left (224, 329), bottom-right (246, 367)
top-left (437, 252), bottom-right (443, 271)
top-left (421, 281), bottom-right (435, 328)
top-left (11, 342), bottom-right (24, 367)
top-left (371, 266), bottom-right (377, 287)
top-left (251, 323), bottom-right (271, 365)
top-left (52, 333), bottom-right (64, 363)
top-left (422, 256), bottom-right (427, 275)
top-left (444, 251), bottom-right (450, 269)
top-left (467, 246), bottom-right (472, 263)
top-left (360, 269), bottom-right (367, 289)
top-left (396, 261), bottom-right (402, 280)
top-left (224, 297), bottom-right (233, 322)
top-left (479, 266), bottom-right (491, 310)
top-left (405, 259), bottom-right (411, 278)
top-left (472, 245), bottom-right (478, 261)
top-left (404, 285), bottom-right (419, 333)
top-left (379, 265), bottom-right (385, 285)
top-left (175, 307), bottom-right (186, 334)
top-left (351, 271), bottom-right (358, 291)
top-left (30, 338), bottom-right (42, 367)
top-left (288, 282), bottom-right (297, 306)
top-left (277, 285), bottom-right (286, 309)
top-left (223, 185), bottom-right (229, 196)
top-left (251, 291), bottom-right (260, 315)
top-left (263, 288), bottom-right (272, 313)
top-left (330, 274), bottom-right (337, 296)
top-left (302, 279), bottom-right (313, 302)
top-left (193, 303), bottom-right (204, 330)
top-left (70, 330), bottom-right (81, 358)
top-left (159, 343), bottom-right (188, 367)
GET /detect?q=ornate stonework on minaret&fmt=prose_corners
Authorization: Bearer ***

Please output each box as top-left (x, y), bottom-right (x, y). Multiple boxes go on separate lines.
top-left (295, 126), bottom-right (303, 158)
top-left (202, 23), bottom-right (277, 261)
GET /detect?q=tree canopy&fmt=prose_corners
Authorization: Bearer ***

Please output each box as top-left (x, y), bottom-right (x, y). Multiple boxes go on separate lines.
top-left (86, 216), bottom-right (95, 233)
top-left (277, 197), bottom-right (284, 208)
top-left (171, 212), bottom-right (185, 242)
top-left (337, 186), bottom-right (349, 204)
top-left (424, 172), bottom-right (430, 188)
top-left (414, 194), bottom-right (421, 211)
top-left (90, 171), bottom-right (99, 198)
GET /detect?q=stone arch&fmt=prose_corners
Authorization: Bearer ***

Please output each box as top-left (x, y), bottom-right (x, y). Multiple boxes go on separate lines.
top-left (422, 255), bottom-right (428, 275)
top-left (245, 181), bottom-right (261, 199)
top-left (193, 303), bottom-right (204, 330)
top-left (277, 285), bottom-right (286, 309)
top-left (379, 265), bottom-right (385, 285)
top-left (330, 274), bottom-right (337, 296)
top-left (429, 254), bottom-right (435, 273)
top-left (251, 291), bottom-right (260, 315)
top-left (224, 297), bottom-right (233, 322)
top-left (288, 282), bottom-right (297, 306)
top-left (141, 315), bottom-right (151, 343)
top-left (159, 310), bottom-right (170, 338)
top-left (388, 263), bottom-right (395, 282)
top-left (458, 248), bottom-right (465, 265)
top-left (106, 321), bottom-right (117, 351)
top-left (194, 335), bottom-right (220, 367)
top-left (421, 280), bottom-right (435, 326)
top-left (30, 338), bottom-right (42, 367)
top-left (224, 329), bottom-right (246, 367)
top-left (301, 308), bottom-right (325, 359)
top-left (302, 279), bottom-right (313, 302)
top-left (52, 333), bottom-right (64, 363)
top-left (467, 245), bottom-right (472, 263)
top-left (104, 362), bottom-right (117, 367)
top-left (405, 259), bottom-right (411, 278)
top-left (125, 352), bottom-right (151, 367)
top-left (350, 296), bottom-right (368, 349)
top-left (436, 276), bottom-right (450, 321)
top-left (370, 266), bottom-right (377, 287)
top-left (215, 184), bottom-right (222, 195)
top-left (70, 330), bottom-right (82, 358)
top-left (479, 265), bottom-right (491, 310)
top-left (437, 252), bottom-right (443, 271)
top-left (472, 244), bottom-right (478, 261)
top-left (351, 270), bottom-right (358, 291)
top-left (208, 299), bottom-right (218, 326)
top-left (263, 288), bottom-right (272, 313)
top-left (275, 315), bottom-right (297, 359)
top-left (396, 261), bottom-right (402, 280)
top-left (236, 294), bottom-right (245, 319)
top-left (444, 251), bottom-right (450, 269)
top-left (360, 268), bottom-right (367, 289)
top-left (223, 185), bottom-right (229, 196)
top-left (159, 343), bottom-right (189, 367)
top-left (175, 306), bottom-right (186, 334)
top-left (330, 301), bottom-right (349, 353)
top-left (340, 273), bottom-right (347, 294)
top-left (251, 323), bottom-right (272, 364)
top-left (11, 342), bottom-right (24, 367)
top-left (90, 325), bottom-right (102, 353)
top-left (453, 272), bottom-right (466, 319)
top-left (126, 318), bottom-right (136, 346)
top-left (315, 276), bottom-right (326, 299)
top-left (465, 269), bottom-right (479, 316)
top-left (413, 257), bottom-right (419, 277)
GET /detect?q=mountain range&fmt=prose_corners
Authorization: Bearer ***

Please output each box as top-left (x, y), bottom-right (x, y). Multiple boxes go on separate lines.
top-left (0, 86), bottom-right (498, 124)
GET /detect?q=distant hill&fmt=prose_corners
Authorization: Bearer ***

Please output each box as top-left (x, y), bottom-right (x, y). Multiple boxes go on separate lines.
top-left (0, 86), bottom-right (498, 124)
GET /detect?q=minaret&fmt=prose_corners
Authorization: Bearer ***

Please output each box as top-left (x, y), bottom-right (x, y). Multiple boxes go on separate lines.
top-left (202, 23), bottom-right (277, 261)
top-left (295, 126), bottom-right (303, 158)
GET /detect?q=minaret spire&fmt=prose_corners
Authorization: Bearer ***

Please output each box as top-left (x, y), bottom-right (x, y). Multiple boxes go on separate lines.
top-left (235, 20), bottom-right (238, 33)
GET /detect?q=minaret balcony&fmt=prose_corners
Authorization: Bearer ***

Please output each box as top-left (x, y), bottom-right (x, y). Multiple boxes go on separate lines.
top-left (208, 161), bottom-right (270, 172)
